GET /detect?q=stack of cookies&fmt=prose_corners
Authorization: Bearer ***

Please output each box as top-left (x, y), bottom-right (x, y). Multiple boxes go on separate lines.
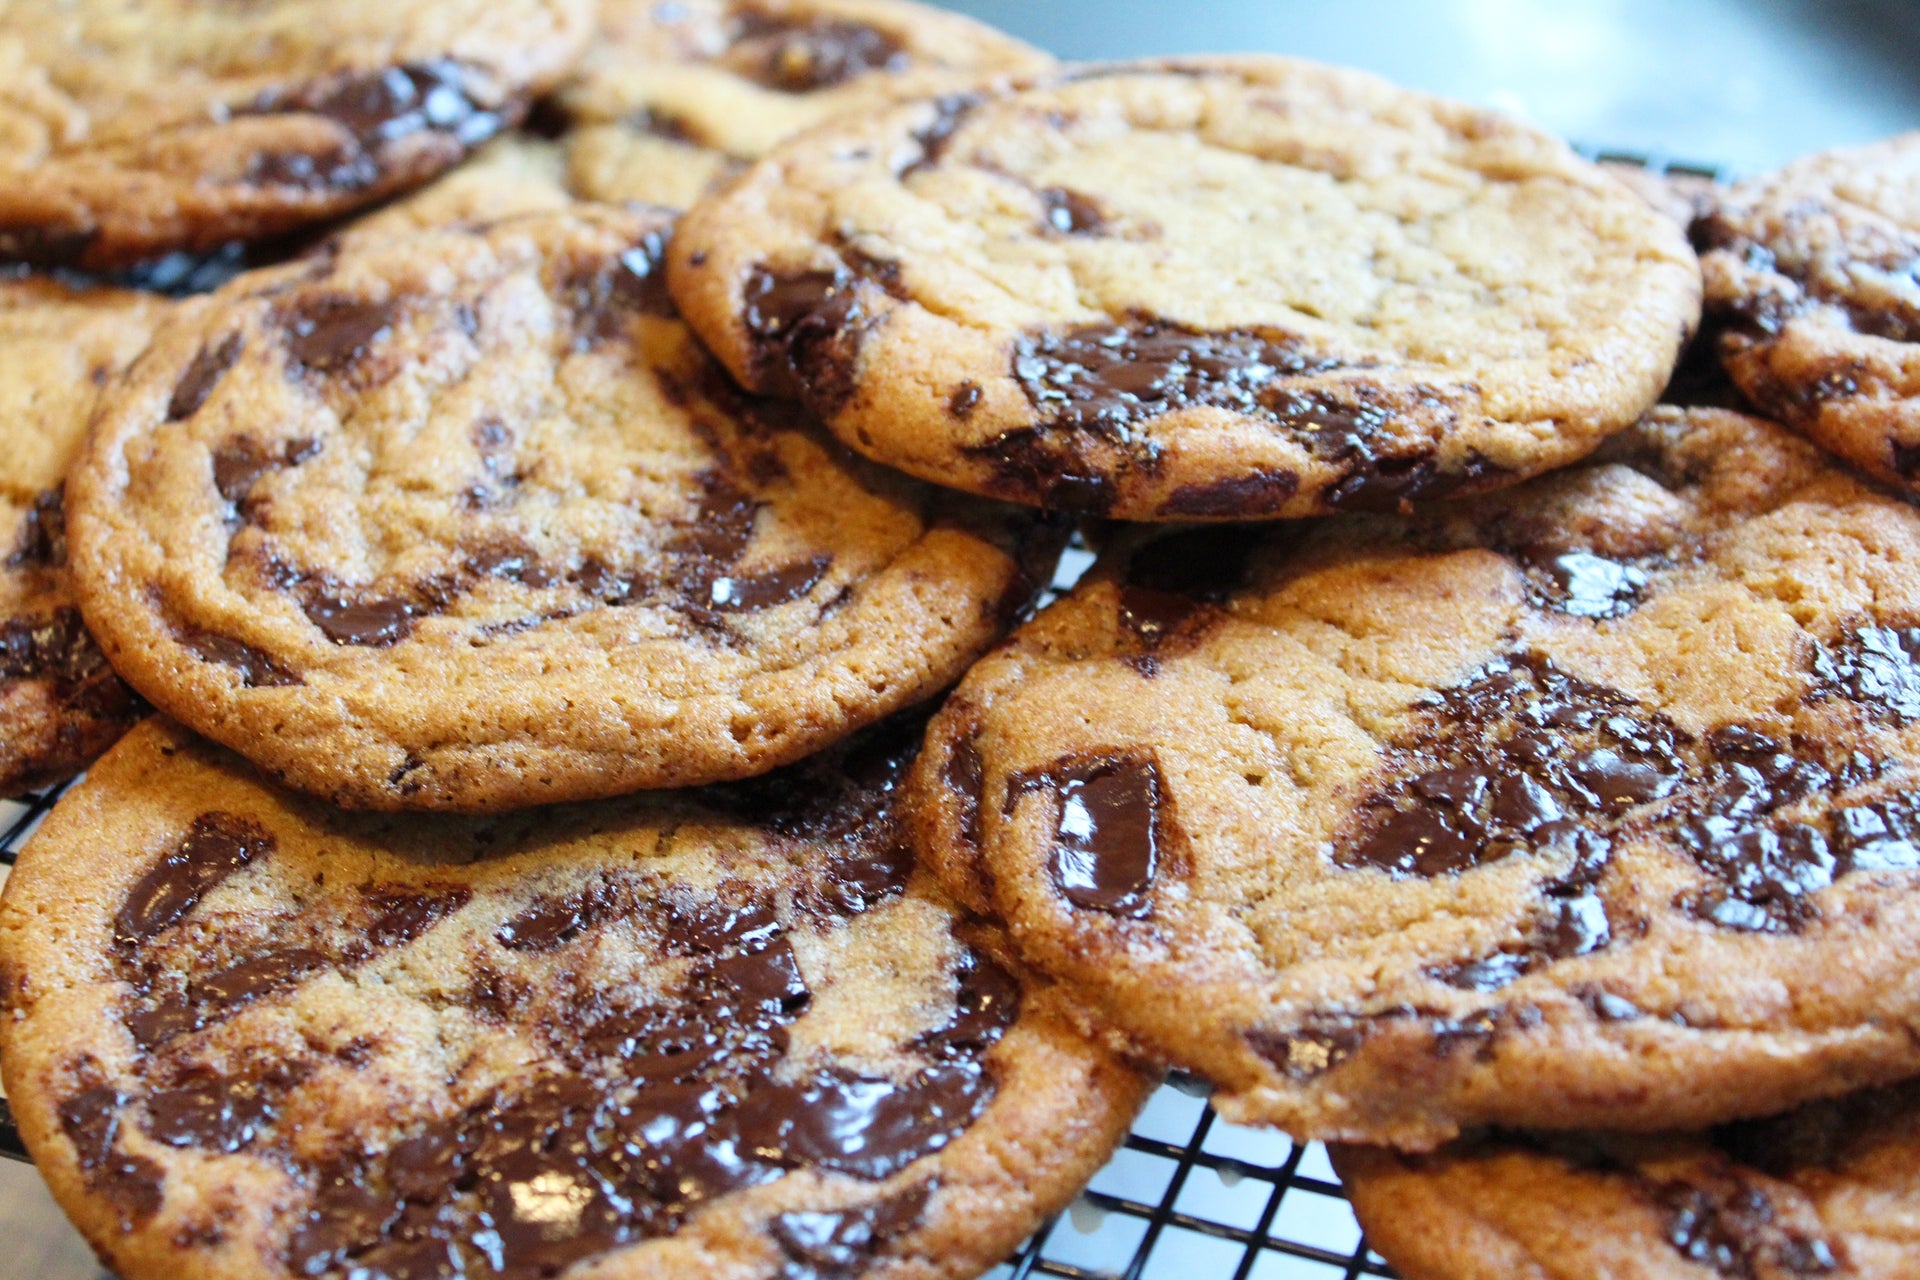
top-left (2, 2), bottom-right (1918, 1277)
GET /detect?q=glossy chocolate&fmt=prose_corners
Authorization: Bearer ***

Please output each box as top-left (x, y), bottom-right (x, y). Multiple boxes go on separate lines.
top-left (1335, 654), bottom-right (1685, 878)
top-left (770, 1183), bottom-right (933, 1280)
top-left (1652, 1176), bottom-right (1838, 1278)
top-left (1813, 624), bottom-right (1920, 723)
top-left (175, 623), bottom-right (302, 687)
top-left (704, 555), bottom-right (832, 611)
top-left (303, 592), bottom-right (416, 647)
top-left (278, 904), bottom-right (1008, 1280)
top-left (57, 1087), bottom-right (164, 1227)
top-left (1534, 551), bottom-right (1650, 619)
top-left (1009, 756), bottom-right (1162, 917)
top-left (742, 265), bottom-right (867, 411)
top-left (245, 62), bottom-right (508, 191)
top-left (283, 297), bottom-right (397, 371)
top-left (113, 812), bottom-right (274, 953)
top-left (1013, 322), bottom-right (1349, 440)
top-left (210, 434), bottom-right (320, 507)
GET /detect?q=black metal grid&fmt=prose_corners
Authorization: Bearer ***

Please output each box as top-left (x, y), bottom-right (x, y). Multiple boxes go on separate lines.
top-left (0, 147), bottom-right (1726, 1279)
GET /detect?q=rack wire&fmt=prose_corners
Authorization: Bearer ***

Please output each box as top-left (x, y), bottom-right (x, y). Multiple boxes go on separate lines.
top-left (0, 148), bottom-right (1733, 1279)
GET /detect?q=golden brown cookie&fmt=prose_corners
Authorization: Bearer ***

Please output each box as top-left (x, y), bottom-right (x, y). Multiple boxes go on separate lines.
top-left (0, 0), bottom-right (593, 269)
top-left (670, 56), bottom-right (1703, 520)
top-left (909, 406), bottom-right (1920, 1148)
top-left (68, 206), bottom-right (1055, 811)
top-left (1334, 1080), bottom-right (1920, 1278)
top-left (1700, 132), bottom-right (1920, 493)
top-left (0, 715), bottom-right (1150, 1280)
top-left (0, 277), bottom-right (165, 794)
top-left (554, 0), bottom-right (1052, 210)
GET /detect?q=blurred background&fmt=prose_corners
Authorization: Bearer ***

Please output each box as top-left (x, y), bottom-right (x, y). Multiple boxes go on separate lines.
top-left (938, 0), bottom-right (1920, 175)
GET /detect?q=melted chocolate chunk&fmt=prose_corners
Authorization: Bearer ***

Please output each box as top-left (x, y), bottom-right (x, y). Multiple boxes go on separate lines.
top-left (57, 1087), bottom-right (164, 1226)
top-left (571, 229), bottom-right (676, 345)
top-left (0, 608), bottom-right (109, 686)
top-left (283, 297), bottom-right (397, 372)
top-left (168, 333), bottom-right (244, 421)
top-left (1014, 322), bottom-right (1350, 441)
top-left (176, 624), bottom-right (301, 687)
top-left (1159, 470), bottom-right (1301, 517)
top-left (1335, 653), bottom-right (1685, 878)
top-left (211, 434), bottom-right (321, 508)
top-left (356, 885), bottom-right (472, 955)
top-left (244, 62), bottom-right (507, 191)
top-left (303, 591), bottom-right (416, 647)
top-left (742, 266), bottom-right (869, 412)
top-left (113, 812), bottom-right (274, 952)
top-left (1431, 827), bottom-right (1612, 991)
top-left (7, 488), bottom-right (66, 569)
top-left (128, 947), bottom-right (332, 1050)
top-left (727, 11), bottom-right (909, 92)
top-left (966, 425), bottom-right (1120, 514)
top-left (1039, 188), bottom-right (1107, 236)
top-left (1530, 551), bottom-right (1651, 619)
top-left (1813, 623), bottom-right (1920, 723)
top-left (1009, 756), bottom-right (1163, 918)
top-left (735, 1062), bottom-right (993, 1180)
top-left (497, 881), bottom-right (622, 952)
top-left (144, 1073), bottom-right (279, 1154)
top-left (1653, 1176), bottom-right (1838, 1278)
top-left (771, 1183), bottom-right (933, 1280)
top-left (704, 554), bottom-right (832, 611)
top-left (278, 905), bottom-right (1007, 1280)
top-left (944, 731), bottom-right (987, 853)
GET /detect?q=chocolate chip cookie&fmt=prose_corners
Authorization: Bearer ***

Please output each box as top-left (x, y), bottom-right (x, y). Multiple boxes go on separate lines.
top-left (554, 0), bottom-right (1052, 211)
top-left (669, 57), bottom-right (1703, 521)
top-left (0, 0), bottom-right (594, 270)
top-left (68, 206), bottom-right (1053, 811)
top-left (0, 277), bottom-right (165, 794)
top-left (1334, 1080), bottom-right (1920, 1278)
top-left (909, 405), bottom-right (1920, 1148)
top-left (1700, 132), bottom-right (1920, 495)
top-left (0, 714), bottom-right (1149, 1280)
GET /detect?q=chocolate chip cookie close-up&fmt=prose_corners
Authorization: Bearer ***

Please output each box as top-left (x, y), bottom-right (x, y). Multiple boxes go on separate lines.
top-left (0, 714), bottom-right (1150, 1280)
top-left (1333, 1079), bottom-right (1920, 1279)
top-left (67, 205), bottom-right (1054, 812)
top-left (0, 277), bottom-right (166, 796)
top-left (1700, 131), bottom-right (1920, 495)
top-left (909, 405), bottom-right (1920, 1150)
top-left (554, 0), bottom-right (1053, 211)
top-left (669, 56), bottom-right (1703, 521)
top-left (0, 0), bottom-right (594, 270)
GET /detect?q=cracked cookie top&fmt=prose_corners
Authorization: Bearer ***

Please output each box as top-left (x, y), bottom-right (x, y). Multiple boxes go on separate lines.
top-left (669, 56), bottom-right (1702, 521)
top-left (1700, 131), bottom-right (1920, 495)
top-left (1335, 1078), bottom-right (1920, 1279)
top-left (0, 0), bottom-right (594, 269)
top-left (0, 715), bottom-right (1148, 1280)
top-left (67, 207), bottom-right (1055, 811)
top-left (908, 406), bottom-right (1920, 1148)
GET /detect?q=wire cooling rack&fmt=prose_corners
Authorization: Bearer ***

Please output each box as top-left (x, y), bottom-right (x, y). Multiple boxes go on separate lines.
top-left (0, 149), bottom-right (1734, 1279)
